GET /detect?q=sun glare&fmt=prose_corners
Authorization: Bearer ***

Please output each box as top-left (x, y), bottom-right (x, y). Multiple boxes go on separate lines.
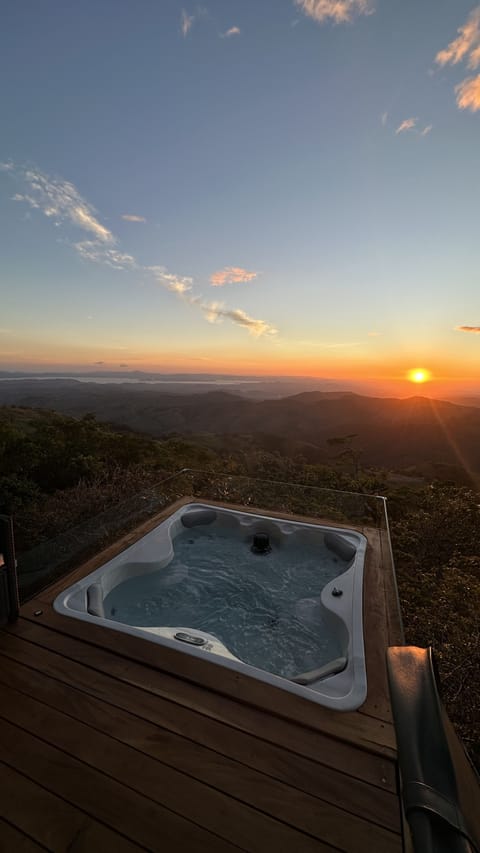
top-left (407, 368), bottom-right (431, 384)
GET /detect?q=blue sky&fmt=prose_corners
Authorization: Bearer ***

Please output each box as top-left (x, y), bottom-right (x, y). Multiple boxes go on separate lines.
top-left (1, 0), bottom-right (480, 391)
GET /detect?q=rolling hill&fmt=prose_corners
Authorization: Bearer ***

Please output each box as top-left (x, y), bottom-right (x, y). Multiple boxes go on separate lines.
top-left (1, 380), bottom-right (480, 480)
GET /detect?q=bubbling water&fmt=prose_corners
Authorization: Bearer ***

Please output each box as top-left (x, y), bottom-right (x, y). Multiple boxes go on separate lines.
top-left (104, 525), bottom-right (348, 679)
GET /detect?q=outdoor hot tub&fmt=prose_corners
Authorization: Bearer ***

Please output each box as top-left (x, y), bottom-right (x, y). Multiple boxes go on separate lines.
top-left (54, 502), bottom-right (368, 710)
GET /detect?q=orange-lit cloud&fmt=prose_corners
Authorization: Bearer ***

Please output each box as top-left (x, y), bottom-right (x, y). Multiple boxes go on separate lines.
top-left (121, 214), bottom-right (146, 223)
top-left (393, 119), bottom-right (432, 137)
top-left (210, 266), bottom-right (258, 286)
top-left (395, 117), bottom-right (417, 134)
top-left (436, 7), bottom-right (480, 68)
top-left (222, 26), bottom-right (241, 37)
top-left (435, 8), bottom-right (480, 112)
top-left (470, 44), bottom-right (480, 69)
top-left (455, 325), bottom-right (480, 333)
top-left (295, 0), bottom-right (373, 24)
top-left (201, 302), bottom-right (278, 336)
top-left (455, 75), bottom-right (480, 111)
top-left (2, 161), bottom-right (278, 341)
top-left (181, 10), bottom-right (194, 37)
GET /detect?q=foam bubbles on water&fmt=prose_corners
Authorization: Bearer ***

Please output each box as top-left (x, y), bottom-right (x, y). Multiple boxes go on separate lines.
top-left (104, 526), bottom-right (346, 679)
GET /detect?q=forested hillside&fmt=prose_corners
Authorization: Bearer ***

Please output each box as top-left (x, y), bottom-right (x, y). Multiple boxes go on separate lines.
top-left (1, 405), bottom-right (478, 766)
top-left (2, 382), bottom-right (480, 484)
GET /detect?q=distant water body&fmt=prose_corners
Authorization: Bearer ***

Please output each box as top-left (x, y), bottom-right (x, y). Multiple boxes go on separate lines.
top-left (0, 376), bottom-right (262, 385)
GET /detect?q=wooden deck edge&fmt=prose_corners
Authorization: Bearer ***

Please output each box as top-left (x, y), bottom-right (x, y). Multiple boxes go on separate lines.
top-left (16, 599), bottom-right (398, 759)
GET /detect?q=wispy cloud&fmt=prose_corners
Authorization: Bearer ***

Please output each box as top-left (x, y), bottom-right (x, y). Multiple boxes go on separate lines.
top-left (381, 111), bottom-right (388, 126)
top-left (294, 0), bottom-right (374, 25)
top-left (11, 192), bottom-right (40, 208)
top-left (202, 300), bottom-right (223, 323)
top-left (74, 241), bottom-right (136, 270)
top-left (470, 44), bottom-right (480, 70)
top-left (121, 214), bottom-right (146, 223)
top-left (7, 164), bottom-right (114, 243)
top-left (221, 26), bottom-right (240, 37)
top-left (200, 302), bottom-right (278, 336)
top-left (455, 325), bottom-right (480, 334)
top-left (436, 7), bottom-right (480, 68)
top-left (147, 266), bottom-right (193, 295)
top-left (5, 162), bottom-right (139, 272)
top-left (392, 118), bottom-right (432, 137)
top-left (181, 9), bottom-right (194, 37)
top-left (395, 117), bottom-right (417, 134)
top-left (2, 161), bottom-right (278, 338)
top-left (210, 266), bottom-right (258, 287)
top-left (435, 8), bottom-right (480, 113)
top-left (367, 331), bottom-right (382, 337)
top-left (455, 75), bottom-right (480, 111)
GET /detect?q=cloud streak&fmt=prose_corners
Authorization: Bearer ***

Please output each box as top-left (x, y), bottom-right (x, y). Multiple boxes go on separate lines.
top-left (4, 162), bottom-right (145, 273)
top-left (74, 241), bottom-right (136, 270)
top-left (200, 302), bottom-right (278, 336)
top-left (147, 266), bottom-right (194, 295)
top-left (455, 75), bottom-right (480, 111)
top-left (393, 118), bottom-right (432, 137)
top-left (455, 325), bottom-right (480, 334)
top-left (436, 7), bottom-right (480, 68)
top-left (395, 117), bottom-right (417, 134)
top-left (294, 0), bottom-right (374, 25)
top-left (121, 214), bottom-right (146, 223)
top-left (2, 162), bottom-right (278, 339)
top-left (9, 166), bottom-right (114, 243)
top-left (222, 26), bottom-right (241, 37)
top-left (210, 266), bottom-right (258, 286)
top-left (181, 9), bottom-right (194, 37)
top-left (436, 8), bottom-right (480, 113)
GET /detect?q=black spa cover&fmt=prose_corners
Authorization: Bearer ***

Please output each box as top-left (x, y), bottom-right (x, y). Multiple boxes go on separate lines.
top-left (387, 646), bottom-right (480, 853)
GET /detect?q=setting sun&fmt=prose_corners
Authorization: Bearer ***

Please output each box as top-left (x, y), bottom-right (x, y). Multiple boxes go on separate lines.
top-left (407, 368), bottom-right (432, 384)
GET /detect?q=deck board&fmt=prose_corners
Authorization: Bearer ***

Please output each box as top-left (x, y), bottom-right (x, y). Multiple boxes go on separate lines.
top-left (0, 819), bottom-right (47, 853)
top-left (4, 677), bottom-right (379, 853)
top-left (9, 611), bottom-right (397, 782)
top-left (19, 599), bottom-right (397, 756)
top-left (0, 641), bottom-right (400, 842)
top-left (0, 633), bottom-right (400, 832)
top-left (0, 761), bottom-right (143, 853)
top-left (0, 505), bottom-right (405, 852)
top-left (357, 528), bottom-right (395, 723)
top-left (0, 717), bottom-right (243, 853)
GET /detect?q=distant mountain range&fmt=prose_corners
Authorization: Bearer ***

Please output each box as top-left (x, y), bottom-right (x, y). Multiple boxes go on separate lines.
top-left (0, 372), bottom-right (369, 399)
top-left (1, 379), bottom-right (480, 483)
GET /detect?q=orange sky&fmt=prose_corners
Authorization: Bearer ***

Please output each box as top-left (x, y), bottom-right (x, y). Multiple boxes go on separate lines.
top-left (2, 333), bottom-right (478, 400)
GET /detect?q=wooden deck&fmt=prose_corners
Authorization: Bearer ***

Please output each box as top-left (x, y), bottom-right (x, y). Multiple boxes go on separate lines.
top-left (0, 501), bottom-right (407, 852)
